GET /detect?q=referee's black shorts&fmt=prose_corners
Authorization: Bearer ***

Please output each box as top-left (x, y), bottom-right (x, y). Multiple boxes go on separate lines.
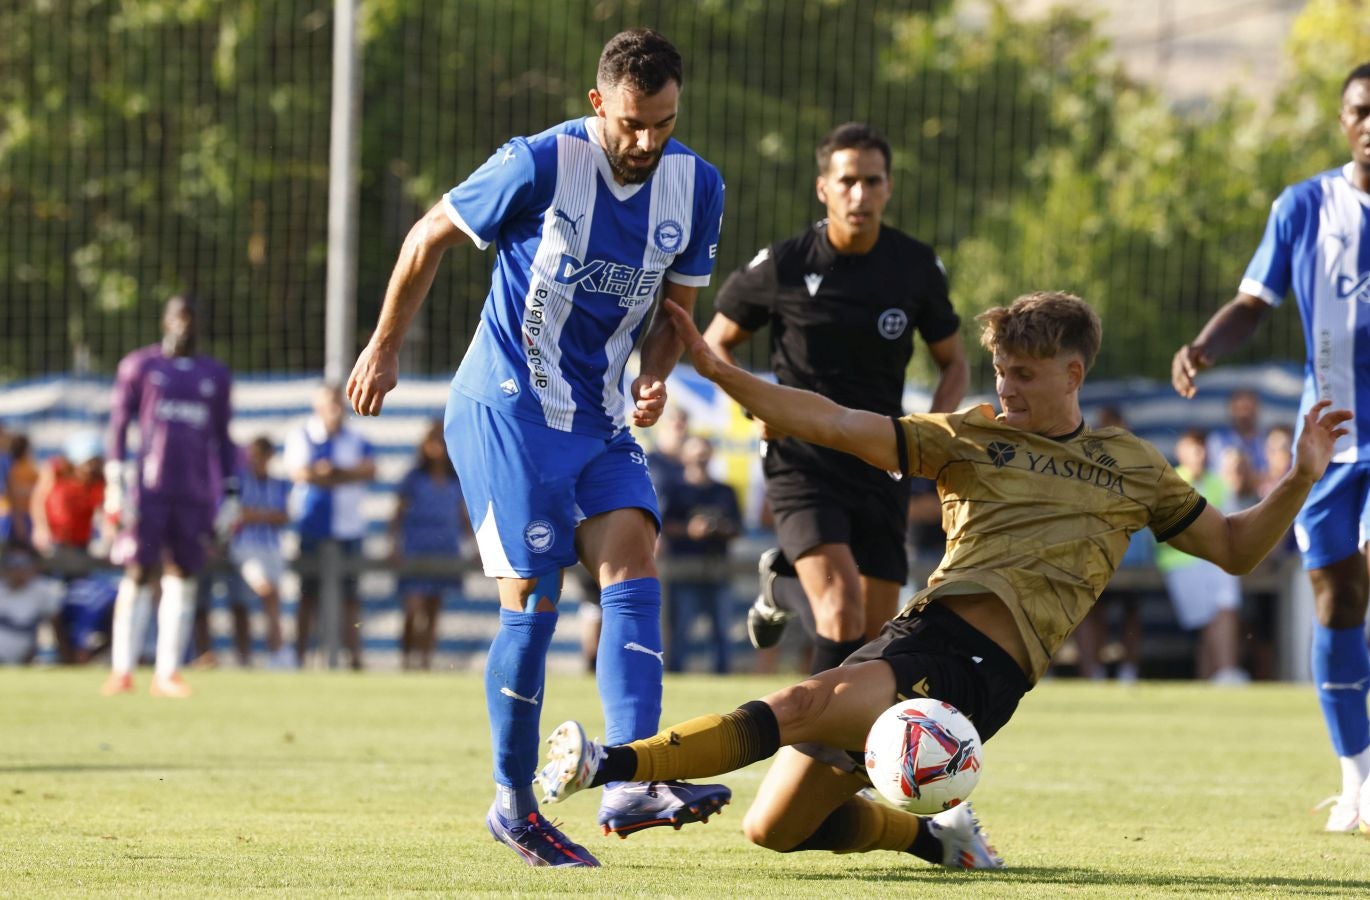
top-left (766, 457), bottom-right (910, 584)
top-left (794, 602), bottom-right (1030, 778)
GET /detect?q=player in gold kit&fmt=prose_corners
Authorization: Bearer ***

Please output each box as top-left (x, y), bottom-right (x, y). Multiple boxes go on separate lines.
top-left (538, 291), bottom-right (1351, 869)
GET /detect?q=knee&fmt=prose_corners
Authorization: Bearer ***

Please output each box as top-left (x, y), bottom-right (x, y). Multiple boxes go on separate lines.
top-left (741, 807), bottom-right (797, 852)
top-left (765, 680), bottom-right (824, 734)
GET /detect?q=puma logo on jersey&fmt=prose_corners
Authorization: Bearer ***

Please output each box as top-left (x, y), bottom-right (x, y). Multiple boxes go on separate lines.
top-left (553, 208), bottom-right (583, 235)
top-left (501, 146), bottom-right (516, 165)
top-left (804, 273), bottom-right (823, 296)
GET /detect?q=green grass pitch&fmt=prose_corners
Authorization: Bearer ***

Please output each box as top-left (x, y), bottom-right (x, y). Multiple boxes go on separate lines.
top-left (2, 668), bottom-right (1368, 896)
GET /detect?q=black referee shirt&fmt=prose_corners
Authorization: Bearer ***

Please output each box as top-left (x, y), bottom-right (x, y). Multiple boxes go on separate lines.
top-left (713, 220), bottom-right (959, 417)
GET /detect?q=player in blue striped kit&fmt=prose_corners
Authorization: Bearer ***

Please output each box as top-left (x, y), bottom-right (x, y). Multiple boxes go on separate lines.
top-left (1173, 62), bottom-right (1370, 834)
top-left (347, 29), bottom-right (729, 867)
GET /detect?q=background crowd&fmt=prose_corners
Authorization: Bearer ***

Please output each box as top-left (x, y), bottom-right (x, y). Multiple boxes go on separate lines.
top-left (0, 381), bottom-right (1308, 682)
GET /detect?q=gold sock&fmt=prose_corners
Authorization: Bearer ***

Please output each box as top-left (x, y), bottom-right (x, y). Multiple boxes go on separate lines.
top-left (630, 702), bottom-right (779, 782)
top-left (791, 794), bottom-right (923, 854)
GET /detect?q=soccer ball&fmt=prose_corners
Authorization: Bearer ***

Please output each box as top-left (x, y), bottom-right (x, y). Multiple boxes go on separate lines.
top-left (864, 698), bottom-right (983, 813)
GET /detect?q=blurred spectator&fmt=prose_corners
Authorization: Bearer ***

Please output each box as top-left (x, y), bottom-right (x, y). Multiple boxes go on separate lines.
top-left (0, 422), bottom-right (11, 538)
top-left (1071, 406), bottom-right (1150, 683)
top-left (389, 420), bottom-right (469, 671)
top-left (1156, 430), bottom-right (1248, 684)
top-left (573, 567), bottom-right (602, 673)
top-left (659, 436), bottom-right (742, 674)
top-left (30, 431), bottom-right (106, 561)
top-left (286, 384), bottom-right (375, 670)
top-left (0, 541), bottom-right (69, 665)
top-left (227, 436), bottom-right (291, 668)
top-left (1206, 388), bottom-right (1267, 479)
top-left (1217, 447), bottom-right (1261, 511)
top-left (5, 434), bottom-right (39, 545)
top-left (905, 477), bottom-right (945, 569)
top-left (646, 406), bottom-right (689, 496)
top-left (1259, 423), bottom-right (1295, 498)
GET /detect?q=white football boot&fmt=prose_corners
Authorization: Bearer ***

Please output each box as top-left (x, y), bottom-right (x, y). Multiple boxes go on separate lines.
top-left (927, 801), bottom-right (1004, 869)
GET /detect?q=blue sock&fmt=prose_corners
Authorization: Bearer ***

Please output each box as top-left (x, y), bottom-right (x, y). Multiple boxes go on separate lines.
top-left (486, 607), bottom-right (557, 806)
top-left (1311, 623), bottom-right (1370, 757)
top-left (597, 577), bottom-right (663, 746)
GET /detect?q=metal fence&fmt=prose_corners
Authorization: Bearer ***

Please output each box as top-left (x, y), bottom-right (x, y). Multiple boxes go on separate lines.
top-left (4, 0), bottom-right (1334, 388)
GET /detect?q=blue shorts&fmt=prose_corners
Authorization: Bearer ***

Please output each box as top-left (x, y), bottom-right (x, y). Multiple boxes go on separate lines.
top-left (444, 392), bottom-right (659, 577)
top-left (1294, 462), bottom-right (1370, 569)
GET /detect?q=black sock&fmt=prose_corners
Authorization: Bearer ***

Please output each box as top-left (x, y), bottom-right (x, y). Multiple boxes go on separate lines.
top-left (593, 745), bottom-right (638, 786)
top-left (907, 817), bottom-right (943, 864)
top-left (810, 635), bottom-right (866, 675)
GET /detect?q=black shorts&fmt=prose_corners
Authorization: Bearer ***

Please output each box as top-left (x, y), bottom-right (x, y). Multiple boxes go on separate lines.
top-left (768, 477), bottom-right (909, 584)
top-left (795, 602), bottom-right (1031, 777)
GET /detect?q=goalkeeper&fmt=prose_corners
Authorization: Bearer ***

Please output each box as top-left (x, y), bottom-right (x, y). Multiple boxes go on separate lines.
top-left (101, 295), bottom-right (238, 699)
top-left (540, 291), bottom-right (1349, 868)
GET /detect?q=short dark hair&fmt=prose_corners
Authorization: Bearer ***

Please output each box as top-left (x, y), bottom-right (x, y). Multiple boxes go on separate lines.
top-left (250, 435), bottom-right (275, 455)
top-left (816, 122), bottom-right (892, 175)
top-left (597, 28), bottom-right (682, 95)
top-left (1342, 62), bottom-right (1370, 97)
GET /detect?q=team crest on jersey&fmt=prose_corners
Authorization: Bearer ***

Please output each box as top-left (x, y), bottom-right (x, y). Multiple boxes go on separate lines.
top-left (198, 378), bottom-right (216, 398)
top-left (1080, 438), bottom-right (1118, 468)
top-left (654, 220), bottom-right (684, 253)
top-left (524, 520), bottom-right (555, 553)
top-left (878, 308), bottom-right (909, 340)
top-left (986, 442), bottom-right (1016, 468)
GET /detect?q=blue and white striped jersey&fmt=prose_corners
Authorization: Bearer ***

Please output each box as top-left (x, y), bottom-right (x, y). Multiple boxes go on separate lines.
top-left (445, 117), bottom-right (725, 438)
top-left (1241, 163), bottom-right (1370, 463)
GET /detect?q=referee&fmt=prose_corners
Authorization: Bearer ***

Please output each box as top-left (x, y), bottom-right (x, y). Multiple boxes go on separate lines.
top-left (703, 122), bottom-right (968, 675)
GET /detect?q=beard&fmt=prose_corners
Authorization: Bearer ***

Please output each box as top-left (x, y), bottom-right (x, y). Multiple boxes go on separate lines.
top-left (604, 143), bottom-right (663, 184)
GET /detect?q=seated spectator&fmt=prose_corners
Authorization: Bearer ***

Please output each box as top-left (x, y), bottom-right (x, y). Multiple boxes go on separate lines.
top-left (1156, 430), bottom-right (1248, 685)
top-left (1259, 423), bottom-right (1295, 498)
top-left (660, 435), bottom-right (741, 675)
top-left (227, 436), bottom-right (292, 668)
top-left (390, 420), bottom-right (468, 671)
top-left (31, 430), bottom-right (106, 562)
top-left (0, 542), bottom-right (69, 665)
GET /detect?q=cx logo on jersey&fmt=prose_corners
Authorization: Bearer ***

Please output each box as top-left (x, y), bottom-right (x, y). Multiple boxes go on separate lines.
top-left (986, 442), bottom-right (1016, 468)
top-left (1336, 273), bottom-right (1370, 304)
top-left (555, 253), bottom-right (663, 307)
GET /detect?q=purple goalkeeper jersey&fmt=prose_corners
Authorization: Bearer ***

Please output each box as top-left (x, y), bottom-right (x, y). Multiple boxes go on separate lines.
top-left (106, 345), bottom-right (235, 506)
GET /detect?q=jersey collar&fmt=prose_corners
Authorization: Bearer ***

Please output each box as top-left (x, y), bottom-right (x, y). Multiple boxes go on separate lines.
top-left (585, 118), bottom-right (648, 203)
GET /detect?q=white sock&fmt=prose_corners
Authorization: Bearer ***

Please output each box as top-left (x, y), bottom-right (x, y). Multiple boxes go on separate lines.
top-left (154, 575), bottom-right (196, 681)
top-left (1343, 748), bottom-right (1370, 796)
top-left (110, 579), bottom-right (153, 676)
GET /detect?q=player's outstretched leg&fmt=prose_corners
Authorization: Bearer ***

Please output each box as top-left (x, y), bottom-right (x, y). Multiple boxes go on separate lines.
top-left (540, 720), bottom-right (732, 838)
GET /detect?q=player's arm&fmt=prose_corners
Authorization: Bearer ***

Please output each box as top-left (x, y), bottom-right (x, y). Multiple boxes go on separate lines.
top-left (925, 331), bottom-right (969, 413)
top-left (701, 311), bottom-right (753, 368)
top-left (664, 300), bottom-right (899, 472)
top-left (103, 357), bottom-right (140, 525)
top-left (1165, 400), bottom-right (1349, 572)
top-left (632, 282), bottom-right (699, 428)
top-left (28, 462), bottom-right (55, 553)
top-left (1171, 293), bottom-right (1271, 398)
top-left (349, 203), bottom-right (471, 416)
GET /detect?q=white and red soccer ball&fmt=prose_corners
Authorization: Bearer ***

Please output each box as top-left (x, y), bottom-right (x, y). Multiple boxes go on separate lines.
top-left (864, 698), bottom-right (983, 813)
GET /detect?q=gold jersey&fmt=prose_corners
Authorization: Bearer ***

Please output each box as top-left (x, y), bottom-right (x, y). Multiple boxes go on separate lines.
top-left (896, 404), bottom-right (1205, 683)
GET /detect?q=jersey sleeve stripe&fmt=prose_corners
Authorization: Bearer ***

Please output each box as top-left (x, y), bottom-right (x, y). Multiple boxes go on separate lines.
top-left (664, 271), bottom-right (711, 287)
top-left (443, 199), bottom-right (491, 251)
top-left (1153, 494), bottom-right (1207, 543)
top-left (1237, 278), bottom-right (1281, 306)
top-left (890, 416), bottom-right (909, 478)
